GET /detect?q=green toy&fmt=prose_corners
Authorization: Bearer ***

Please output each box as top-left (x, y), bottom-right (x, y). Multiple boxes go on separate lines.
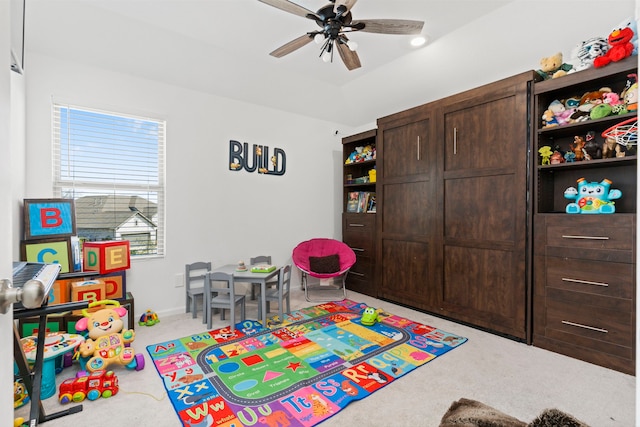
top-left (360, 307), bottom-right (379, 326)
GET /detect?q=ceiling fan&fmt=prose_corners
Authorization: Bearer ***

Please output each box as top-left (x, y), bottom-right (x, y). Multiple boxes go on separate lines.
top-left (258, 0), bottom-right (425, 71)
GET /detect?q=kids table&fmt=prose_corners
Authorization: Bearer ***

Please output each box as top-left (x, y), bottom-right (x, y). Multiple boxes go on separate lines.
top-left (21, 332), bottom-right (85, 399)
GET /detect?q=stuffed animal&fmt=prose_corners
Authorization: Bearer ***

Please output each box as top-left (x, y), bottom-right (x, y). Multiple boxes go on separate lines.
top-left (594, 22), bottom-right (635, 67)
top-left (76, 300), bottom-right (145, 372)
top-left (568, 37), bottom-right (609, 72)
top-left (541, 108), bottom-right (558, 128)
top-left (564, 177), bottom-right (621, 214)
top-left (547, 100), bottom-right (574, 125)
top-left (570, 88), bottom-right (611, 122)
top-left (621, 74), bottom-right (638, 113)
top-left (536, 52), bottom-right (573, 80)
top-left (616, 17), bottom-right (638, 55)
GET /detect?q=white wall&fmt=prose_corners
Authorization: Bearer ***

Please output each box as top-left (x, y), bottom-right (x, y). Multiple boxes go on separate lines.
top-left (25, 53), bottom-right (353, 317)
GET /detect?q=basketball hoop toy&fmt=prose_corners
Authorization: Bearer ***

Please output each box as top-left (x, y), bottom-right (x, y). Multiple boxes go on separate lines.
top-left (601, 117), bottom-right (638, 148)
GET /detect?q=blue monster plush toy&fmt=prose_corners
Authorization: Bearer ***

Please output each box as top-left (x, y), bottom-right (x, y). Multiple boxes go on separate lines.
top-left (564, 177), bottom-right (622, 214)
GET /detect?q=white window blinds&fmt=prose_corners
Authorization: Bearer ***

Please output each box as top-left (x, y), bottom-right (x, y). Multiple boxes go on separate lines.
top-left (52, 104), bottom-right (166, 257)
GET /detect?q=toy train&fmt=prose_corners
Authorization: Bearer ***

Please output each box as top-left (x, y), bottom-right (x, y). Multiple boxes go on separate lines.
top-left (59, 370), bottom-right (119, 404)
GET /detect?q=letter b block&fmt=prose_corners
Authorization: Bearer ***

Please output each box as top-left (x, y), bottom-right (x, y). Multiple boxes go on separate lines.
top-left (83, 241), bottom-right (131, 274)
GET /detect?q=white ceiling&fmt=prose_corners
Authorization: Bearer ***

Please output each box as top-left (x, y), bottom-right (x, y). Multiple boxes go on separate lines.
top-left (24, 0), bottom-right (517, 127)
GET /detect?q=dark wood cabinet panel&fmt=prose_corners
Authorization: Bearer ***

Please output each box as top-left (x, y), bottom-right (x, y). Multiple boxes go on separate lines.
top-left (376, 72), bottom-right (535, 339)
top-left (376, 111), bottom-right (439, 310)
top-left (378, 238), bottom-right (439, 309)
top-left (436, 72), bottom-right (533, 340)
top-left (532, 58), bottom-right (637, 375)
top-left (381, 118), bottom-right (431, 180)
top-left (341, 130), bottom-right (377, 298)
top-left (534, 214), bottom-right (636, 375)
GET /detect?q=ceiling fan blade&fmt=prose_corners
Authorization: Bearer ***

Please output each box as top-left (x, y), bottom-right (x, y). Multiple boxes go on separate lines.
top-left (269, 34), bottom-right (314, 58)
top-left (334, 0), bottom-right (358, 14)
top-left (336, 40), bottom-right (361, 71)
top-left (258, 0), bottom-right (320, 20)
top-left (353, 19), bottom-right (424, 35)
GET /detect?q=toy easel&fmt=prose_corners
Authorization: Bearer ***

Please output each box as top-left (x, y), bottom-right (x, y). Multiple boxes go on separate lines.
top-left (13, 300), bottom-right (89, 425)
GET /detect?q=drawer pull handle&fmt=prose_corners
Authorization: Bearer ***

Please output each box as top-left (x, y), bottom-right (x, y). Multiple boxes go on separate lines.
top-left (561, 320), bottom-right (608, 333)
top-left (349, 223), bottom-right (365, 227)
top-left (351, 247), bottom-right (365, 252)
top-left (561, 277), bottom-right (609, 287)
top-left (350, 271), bottom-right (365, 277)
top-left (561, 234), bottom-right (609, 240)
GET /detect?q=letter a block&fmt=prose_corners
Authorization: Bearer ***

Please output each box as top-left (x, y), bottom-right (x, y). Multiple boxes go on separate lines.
top-left (83, 241), bottom-right (130, 274)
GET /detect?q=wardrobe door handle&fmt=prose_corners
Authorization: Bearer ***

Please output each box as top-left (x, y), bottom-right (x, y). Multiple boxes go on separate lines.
top-left (453, 127), bottom-right (458, 155)
top-left (350, 271), bottom-right (365, 277)
top-left (562, 320), bottom-right (608, 333)
top-left (351, 247), bottom-right (365, 252)
top-left (561, 277), bottom-right (609, 287)
top-left (417, 136), bottom-right (420, 160)
top-left (348, 223), bottom-right (365, 227)
top-left (561, 235), bottom-right (609, 240)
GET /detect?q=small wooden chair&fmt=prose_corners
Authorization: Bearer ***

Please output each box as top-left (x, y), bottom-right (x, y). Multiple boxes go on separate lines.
top-left (185, 261), bottom-right (211, 320)
top-left (258, 264), bottom-right (292, 321)
top-left (205, 271), bottom-right (246, 331)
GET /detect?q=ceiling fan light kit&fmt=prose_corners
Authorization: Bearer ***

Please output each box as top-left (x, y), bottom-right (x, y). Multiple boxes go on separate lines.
top-left (258, 0), bottom-right (425, 70)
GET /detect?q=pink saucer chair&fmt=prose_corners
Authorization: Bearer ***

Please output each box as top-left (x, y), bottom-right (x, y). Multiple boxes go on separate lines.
top-left (292, 238), bottom-right (356, 302)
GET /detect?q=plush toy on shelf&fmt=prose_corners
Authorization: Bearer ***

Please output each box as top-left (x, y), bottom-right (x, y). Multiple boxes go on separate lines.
top-left (76, 300), bottom-right (145, 373)
top-left (536, 52), bottom-right (573, 80)
top-left (564, 177), bottom-right (622, 214)
top-left (568, 36), bottom-right (609, 72)
top-left (546, 100), bottom-right (574, 126)
top-left (594, 21), bottom-right (635, 68)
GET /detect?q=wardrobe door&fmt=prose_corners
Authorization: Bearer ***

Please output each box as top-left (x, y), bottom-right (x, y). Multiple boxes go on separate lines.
top-left (439, 73), bottom-right (533, 340)
top-left (377, 112), bottom-right (440, 310)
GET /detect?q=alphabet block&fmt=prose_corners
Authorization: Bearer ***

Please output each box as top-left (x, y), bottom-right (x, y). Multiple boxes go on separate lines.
top-left (24, 199), bottom-right (76, 240)
top-left (71, 279), bottom-right (106, 305)
top-left (20, 237), bottom-right (75, 273)
top-left (83, 240), bottom-right (131, 274)
top-left (101, 270), bottom-right (127, 300)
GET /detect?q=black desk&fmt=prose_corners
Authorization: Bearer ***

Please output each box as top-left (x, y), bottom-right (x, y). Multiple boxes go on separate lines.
top-left (14, 300), bottom-right (88, 426)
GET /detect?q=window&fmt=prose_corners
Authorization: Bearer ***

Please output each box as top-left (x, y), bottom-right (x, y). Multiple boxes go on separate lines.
top-left (52, 104), bottom-right (166, 257)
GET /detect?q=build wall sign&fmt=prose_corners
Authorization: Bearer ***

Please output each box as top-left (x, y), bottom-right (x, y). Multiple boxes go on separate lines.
top-left (229, 140), bottom-right (286, 176)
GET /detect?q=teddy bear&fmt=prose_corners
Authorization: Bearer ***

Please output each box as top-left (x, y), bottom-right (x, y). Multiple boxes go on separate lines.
top-left (76, 300), bottom-right (145, 372)
top-left (536, 52), bottom-right (573, 80)
top-left (594, 22), bottom-right (635, 68)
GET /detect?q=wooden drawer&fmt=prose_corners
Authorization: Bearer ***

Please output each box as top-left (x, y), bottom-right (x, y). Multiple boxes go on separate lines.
top-left (541, 215), bottom-right (634, 260)
top-left (350, 256), bottom-right (372, 278)
top-left (545, 257), bottom-right (634, 299)
top-left (343, 231), bottom-right (374, 254)
top-left (544, 293), bottom-right (633, 353)
top-left (343, 213), bottom-right (375, 231)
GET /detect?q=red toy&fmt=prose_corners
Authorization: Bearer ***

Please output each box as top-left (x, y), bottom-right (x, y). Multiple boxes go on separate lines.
top-left (58, 370), bottom-right (119, 404)
top-left (594, 25), bottom-right (635, 68)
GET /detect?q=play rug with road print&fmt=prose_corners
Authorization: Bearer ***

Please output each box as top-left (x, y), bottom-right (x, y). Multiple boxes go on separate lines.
top-left (146, 299), bottom-right (467, 427)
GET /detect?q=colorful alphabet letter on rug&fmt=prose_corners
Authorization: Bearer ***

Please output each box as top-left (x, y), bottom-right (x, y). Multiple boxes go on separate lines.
top-left (147, 299), bottom-right (467, 427)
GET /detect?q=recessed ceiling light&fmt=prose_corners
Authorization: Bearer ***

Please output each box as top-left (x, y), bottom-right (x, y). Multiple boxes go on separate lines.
top-left (410, 36), bottom-right (428, 47)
